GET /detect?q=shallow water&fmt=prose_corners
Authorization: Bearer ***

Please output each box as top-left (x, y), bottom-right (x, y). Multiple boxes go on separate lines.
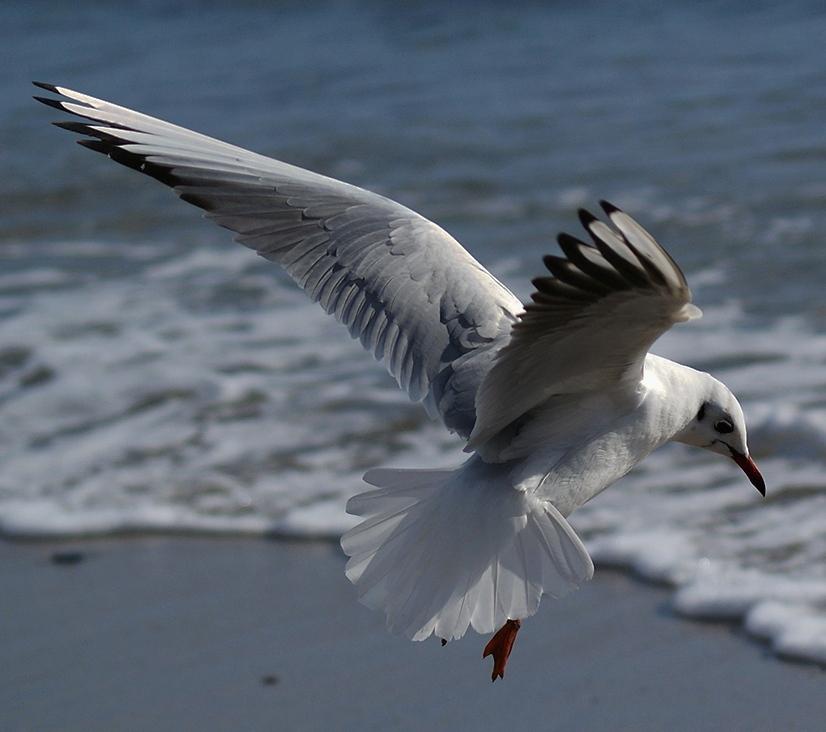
top-left (2, 1), bottom-right (826, 663)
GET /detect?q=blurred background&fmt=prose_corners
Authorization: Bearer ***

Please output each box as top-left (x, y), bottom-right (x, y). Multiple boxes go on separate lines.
top-left (2, 0), bottom-right (826, 664)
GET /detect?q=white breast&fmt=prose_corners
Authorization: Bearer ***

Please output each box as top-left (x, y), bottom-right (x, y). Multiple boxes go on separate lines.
top-left (504, 355), bottom-right (696, 517)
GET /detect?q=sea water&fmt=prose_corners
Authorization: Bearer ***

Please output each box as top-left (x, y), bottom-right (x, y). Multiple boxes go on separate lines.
top-left (2, 1), bottom-right (826, 663)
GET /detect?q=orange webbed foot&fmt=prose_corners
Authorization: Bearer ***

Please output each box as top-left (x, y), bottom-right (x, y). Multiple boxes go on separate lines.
top-left (482, 618), bottom-right (522, 682)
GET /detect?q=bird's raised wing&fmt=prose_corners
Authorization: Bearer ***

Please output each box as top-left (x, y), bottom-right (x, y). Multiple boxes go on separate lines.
top-left (468, 202), bottom-right (701, 448)
top-left (34, 83), bottom-right (522, 435)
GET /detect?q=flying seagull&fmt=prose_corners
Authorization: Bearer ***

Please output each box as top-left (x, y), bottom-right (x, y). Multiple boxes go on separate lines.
top-left (34, 83), bottom-right (765, 682)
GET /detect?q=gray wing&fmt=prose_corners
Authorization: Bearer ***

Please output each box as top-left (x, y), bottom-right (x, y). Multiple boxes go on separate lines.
top-left (34, 83), bottom-right (523, 437)
top-left (468, 202), bottom-right (701, 449)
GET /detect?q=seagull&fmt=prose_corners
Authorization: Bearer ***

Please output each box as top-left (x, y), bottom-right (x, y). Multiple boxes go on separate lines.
top-left (34, 83), bottom-right (766, 682)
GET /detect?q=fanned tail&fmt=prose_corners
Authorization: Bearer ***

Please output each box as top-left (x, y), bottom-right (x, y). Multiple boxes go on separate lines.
top-left (340, 459), bottom-right (594, 642)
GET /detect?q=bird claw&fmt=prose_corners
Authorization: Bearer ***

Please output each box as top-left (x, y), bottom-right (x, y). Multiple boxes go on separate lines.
top-left (482, 618), bottom-right (522, 682)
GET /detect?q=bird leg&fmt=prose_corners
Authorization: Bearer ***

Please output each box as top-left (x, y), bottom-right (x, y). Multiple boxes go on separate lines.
top-left (482, 618), bottom-right (522, 682)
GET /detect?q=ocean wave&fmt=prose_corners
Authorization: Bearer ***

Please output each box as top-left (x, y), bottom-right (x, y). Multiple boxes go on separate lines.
top-left (2, 232), bottom-right (825, 665)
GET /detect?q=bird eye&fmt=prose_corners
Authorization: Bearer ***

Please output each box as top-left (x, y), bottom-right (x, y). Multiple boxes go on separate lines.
top-left (714, 419), bottom-right (734, 434)
top-left (697, 404), bottom-right (706, 421)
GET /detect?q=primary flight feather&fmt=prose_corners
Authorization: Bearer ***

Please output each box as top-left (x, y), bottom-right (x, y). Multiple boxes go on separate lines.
top-left (35, 83), bottom-right (765, 681)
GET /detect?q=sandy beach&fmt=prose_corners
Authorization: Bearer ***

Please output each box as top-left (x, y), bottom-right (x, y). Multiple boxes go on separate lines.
top-left (2, 536), bottom-right (824, 731)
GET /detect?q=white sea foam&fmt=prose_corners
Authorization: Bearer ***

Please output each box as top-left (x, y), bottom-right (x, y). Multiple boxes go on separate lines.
top-left (2, 231), bottom-right (825, 666)
top-left (7, 0), bottom-right (826, 673)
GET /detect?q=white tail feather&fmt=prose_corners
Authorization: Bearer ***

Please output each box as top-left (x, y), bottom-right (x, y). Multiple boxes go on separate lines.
top-left (341, 459), bottom-right (594, 642)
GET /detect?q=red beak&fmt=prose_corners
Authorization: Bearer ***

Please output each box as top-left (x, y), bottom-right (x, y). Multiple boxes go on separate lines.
top-left (730, 450), bottom-right (766, 497)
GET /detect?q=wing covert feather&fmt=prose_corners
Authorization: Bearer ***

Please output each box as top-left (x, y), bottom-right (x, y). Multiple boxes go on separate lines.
top-left (469, 202), bottom-right (700, 449)
top-left (35, 83), bottom-right (522, 435)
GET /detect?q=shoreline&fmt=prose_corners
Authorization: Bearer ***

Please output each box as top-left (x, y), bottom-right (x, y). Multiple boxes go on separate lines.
top-left (5, 529), bottom-right (825, 671)
top-left (3, 535), bottom-right (825, 731)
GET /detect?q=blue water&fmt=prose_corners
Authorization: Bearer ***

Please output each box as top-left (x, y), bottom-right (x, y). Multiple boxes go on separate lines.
top-left (2, 1), bottom-right (826, 662)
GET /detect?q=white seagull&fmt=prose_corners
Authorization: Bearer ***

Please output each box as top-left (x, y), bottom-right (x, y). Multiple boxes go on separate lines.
top-left (35, 83), bottom-right (765, 681)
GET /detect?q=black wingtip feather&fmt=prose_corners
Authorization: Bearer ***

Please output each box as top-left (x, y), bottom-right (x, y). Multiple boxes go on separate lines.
top-left (77, 139), bottom-right (110, 154)
top-left (542, 254), bottom-right (564, 271)
top-left (556, 232), bottom-right (629, 291)
top-left (33, 95), bottom-right (67, 111)
top-left (32, 81), bottom-right (60, 93)
top-left (543, 253), bottom-right (614, 297)
top-left (179, 192), bottom-right (219, 211)
top-left (531, 276), bottom-right (552, 292)
top-left (577, 208), bottom-right (598, 228)
top-left (54, 120), bottom-right (128, 142)
top-left (557, 232), bottom-right (592, 250)
top-left (75, 135), bottom-right (170, 183)
top-left (53, 120), bottom-right (91, 134)
top-left (599, 200), bottom-right (621, 215)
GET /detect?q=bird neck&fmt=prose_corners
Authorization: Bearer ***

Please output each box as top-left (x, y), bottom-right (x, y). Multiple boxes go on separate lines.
top-left (644, 354), bottom-right (711, 443)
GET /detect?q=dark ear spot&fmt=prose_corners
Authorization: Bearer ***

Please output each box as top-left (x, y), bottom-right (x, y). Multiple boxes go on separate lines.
top-left (697, 403), bottom-right (706, 421)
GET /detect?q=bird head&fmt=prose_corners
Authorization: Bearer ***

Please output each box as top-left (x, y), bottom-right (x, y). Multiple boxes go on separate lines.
top-left (674, 376), bottom-right (765, 496)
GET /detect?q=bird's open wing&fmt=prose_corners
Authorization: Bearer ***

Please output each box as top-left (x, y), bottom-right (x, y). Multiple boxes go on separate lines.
top-left (34, 83), bottom-right (522, 434)
top-left (468, 202), bottom-right (701, 448)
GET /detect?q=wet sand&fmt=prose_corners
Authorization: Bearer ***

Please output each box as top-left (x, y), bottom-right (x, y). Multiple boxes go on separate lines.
top-left (2, 536), bottom-right (824, 731)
